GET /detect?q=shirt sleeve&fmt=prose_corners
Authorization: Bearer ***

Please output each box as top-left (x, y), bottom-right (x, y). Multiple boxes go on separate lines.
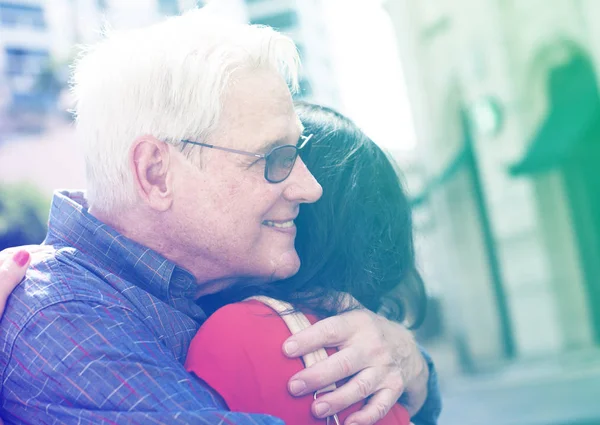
top-left (1, 299), bottom-right (284, 425)
top-left (410, 346), bottom-right (442, 425)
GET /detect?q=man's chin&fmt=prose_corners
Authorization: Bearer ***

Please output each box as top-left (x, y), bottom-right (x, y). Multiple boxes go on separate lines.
top-left (270, 251), bottom-right (301, 280)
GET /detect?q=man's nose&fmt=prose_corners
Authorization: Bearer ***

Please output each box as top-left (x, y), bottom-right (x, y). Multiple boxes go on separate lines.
top-left (282, 158), bottom-right (323, 204)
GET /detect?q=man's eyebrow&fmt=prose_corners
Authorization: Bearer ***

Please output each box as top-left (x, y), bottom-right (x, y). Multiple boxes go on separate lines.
top-left (256, 139), bottom-right (287, 154)
top-left (256, 130), bottom-right (305, 153)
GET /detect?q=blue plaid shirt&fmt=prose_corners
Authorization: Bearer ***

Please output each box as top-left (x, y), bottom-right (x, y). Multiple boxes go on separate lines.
top-left (0, 190), bottom-right (440, 424)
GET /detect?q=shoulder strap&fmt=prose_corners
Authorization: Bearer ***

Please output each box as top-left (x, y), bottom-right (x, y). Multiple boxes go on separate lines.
top-left (245, 295), bottom-right (329, 368)
top-left (245, 296), bottom-right (341, 425)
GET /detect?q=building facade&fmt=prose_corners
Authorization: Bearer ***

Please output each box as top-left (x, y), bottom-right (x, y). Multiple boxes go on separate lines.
top-left (0, 0), bottom-right (53, 135)
top-left (384, 0), bottom-right (600, 376)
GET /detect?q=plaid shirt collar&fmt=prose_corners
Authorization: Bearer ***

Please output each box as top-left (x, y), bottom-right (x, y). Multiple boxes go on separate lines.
top-left (46, 189), bottom-right (206, 322)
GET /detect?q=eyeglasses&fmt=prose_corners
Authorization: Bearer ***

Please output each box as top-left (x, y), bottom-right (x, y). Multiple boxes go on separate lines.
top-left (181, 134), bottom-right (313, 183)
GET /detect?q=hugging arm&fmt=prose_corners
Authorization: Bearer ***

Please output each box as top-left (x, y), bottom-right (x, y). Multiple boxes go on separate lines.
top-left (0, 247), bottom-right (440, 424)
top-left (283, 309), bottom-right (441, 425)
top-left (0, 296), bottom-right (283, 424)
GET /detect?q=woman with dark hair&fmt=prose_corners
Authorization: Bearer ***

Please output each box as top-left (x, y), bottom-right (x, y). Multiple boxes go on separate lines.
top-left (187, 103), bottom-right (426, 425)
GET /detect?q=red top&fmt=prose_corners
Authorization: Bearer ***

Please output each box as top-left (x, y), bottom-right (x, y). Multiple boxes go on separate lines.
top-left (185, 300), bottom-right (410, 425)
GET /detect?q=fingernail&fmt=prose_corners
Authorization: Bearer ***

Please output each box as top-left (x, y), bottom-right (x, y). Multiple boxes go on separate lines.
top-left (314, 402), bottom-right (330, 417)
top-left (284, 340), bottom-right (298, 355)
top-left (13, 251), bottom-right (30, 267)
top-left (289, 379), bottom-right (306, 395)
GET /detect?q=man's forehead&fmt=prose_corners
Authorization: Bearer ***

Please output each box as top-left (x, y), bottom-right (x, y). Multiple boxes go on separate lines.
top-left (226, 68), bottom-right (292, 104)
top-left (253, 119), bottom-right (304, 153)
top-left (221, 84), bottom-right (293, 120)
top-left (213, 69), bottom-right (301, 149)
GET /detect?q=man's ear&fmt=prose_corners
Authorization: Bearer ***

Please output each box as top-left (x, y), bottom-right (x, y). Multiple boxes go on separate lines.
top-left (130, 136), bottom-right (174, 212)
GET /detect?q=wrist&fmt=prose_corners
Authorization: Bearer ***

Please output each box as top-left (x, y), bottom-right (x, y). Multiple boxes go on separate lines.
top-left (407, 351), bottom-right (430, 415)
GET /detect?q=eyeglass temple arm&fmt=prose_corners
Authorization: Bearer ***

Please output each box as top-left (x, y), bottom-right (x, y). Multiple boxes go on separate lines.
top-left (181, 140), bottom-right (264, 158)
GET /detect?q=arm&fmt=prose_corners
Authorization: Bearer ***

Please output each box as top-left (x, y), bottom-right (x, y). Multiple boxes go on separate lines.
top-left (187, 302), bottom-right (411, 425)
top-left (1, 299), bottom-right (283, 424)
top-left (0, 250), bottom-right (439, 424)
top-left (282, 308), bottom-right (441, 425)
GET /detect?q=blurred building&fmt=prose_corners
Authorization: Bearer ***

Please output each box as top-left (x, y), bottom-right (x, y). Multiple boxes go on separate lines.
top-left (0, 0), bottom-right (338, 140)
top-left (384, 0), bottom-right (600, 423)
top-left (0, 0), bottom-right (54, 135)
top-left (63, 0), bottom-right (184, 47)
top-left (245, 0), bottom-right (339, 107)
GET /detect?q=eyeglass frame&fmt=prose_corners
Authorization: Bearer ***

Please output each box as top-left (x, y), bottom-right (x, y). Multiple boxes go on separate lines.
top-left (180, 134), bottom-right (313, 184)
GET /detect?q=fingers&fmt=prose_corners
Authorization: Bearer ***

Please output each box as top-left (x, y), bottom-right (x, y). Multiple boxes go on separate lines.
top-left (0, 245), bottom-right (50, 263)
top-left (309, 367), bottom-right (381, 419)
top-left (288, 346), bottom-right (366, 397)
top-left (0, 250), bottom-right (31, 317)
top-left (283, 315), bottom-right (353, 358)
top-left (283, 308), bottom-right (415, 423)
top-left (343, 388), bottom-right (398, 425)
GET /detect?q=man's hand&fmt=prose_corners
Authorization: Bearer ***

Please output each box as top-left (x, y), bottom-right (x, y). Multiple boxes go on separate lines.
top-left (283, 309), bottom-right (429, 425)
top-left (0, 247), bottom-right (32, 316)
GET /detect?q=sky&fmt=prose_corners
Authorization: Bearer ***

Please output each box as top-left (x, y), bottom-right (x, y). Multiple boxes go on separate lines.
top-left (322, 0), bottom-right (418, 152)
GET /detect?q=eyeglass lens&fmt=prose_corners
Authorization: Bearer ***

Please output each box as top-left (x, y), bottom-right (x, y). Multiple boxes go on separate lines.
top-left (266, 145), bottom-right (299, 183)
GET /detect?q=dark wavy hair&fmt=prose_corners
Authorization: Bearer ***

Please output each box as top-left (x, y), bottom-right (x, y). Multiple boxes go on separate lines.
top-left (200, 103), bottom-right (426, 327)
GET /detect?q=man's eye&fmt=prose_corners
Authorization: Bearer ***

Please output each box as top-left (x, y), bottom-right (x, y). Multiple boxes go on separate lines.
top-left (282, 157), bottom-right (295, 168)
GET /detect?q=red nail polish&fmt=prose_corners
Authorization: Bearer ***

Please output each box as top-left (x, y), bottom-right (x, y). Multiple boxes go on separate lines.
top-left (13, 251), bottom-right (30, 267)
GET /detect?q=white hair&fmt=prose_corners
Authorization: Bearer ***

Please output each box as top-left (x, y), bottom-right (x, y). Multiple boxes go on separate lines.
top-left (72, 7), bottom-right (300, 213)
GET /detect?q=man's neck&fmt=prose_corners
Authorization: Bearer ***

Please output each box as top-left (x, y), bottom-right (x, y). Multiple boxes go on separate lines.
top-left (88, 206), bottom-right (243, 293)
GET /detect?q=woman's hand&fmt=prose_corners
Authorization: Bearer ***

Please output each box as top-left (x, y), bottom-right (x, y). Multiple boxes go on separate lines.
top-left (283, 308), bottom-right (429, 425)
top-left (0, 247), bottom-right (33, 316)
top-left (0, 245), bottom-right (53, 316)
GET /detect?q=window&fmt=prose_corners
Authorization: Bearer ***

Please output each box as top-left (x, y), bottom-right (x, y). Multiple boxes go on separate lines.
top-left (252, 10), bottom-right (298, 31)
top-left (0, 3), bottom-right (46, 29)
top-left (157, 0), bottom-right (179, 16)
top-left (5, 48), bottom-right (49, 77)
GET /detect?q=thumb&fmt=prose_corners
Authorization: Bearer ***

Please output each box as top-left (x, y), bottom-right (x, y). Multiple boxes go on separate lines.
top-left (0, 250), bottom-right (31, 317)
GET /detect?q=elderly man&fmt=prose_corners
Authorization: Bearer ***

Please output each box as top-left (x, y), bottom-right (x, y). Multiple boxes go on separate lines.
top-left (0, 8), bottom-right (440, 425)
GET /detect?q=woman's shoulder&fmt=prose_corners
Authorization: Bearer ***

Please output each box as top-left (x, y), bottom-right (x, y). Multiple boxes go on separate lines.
top-left (186, 299), bottom-right (308, 415)
top-left (188, 300), bottom-right (295, 361)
